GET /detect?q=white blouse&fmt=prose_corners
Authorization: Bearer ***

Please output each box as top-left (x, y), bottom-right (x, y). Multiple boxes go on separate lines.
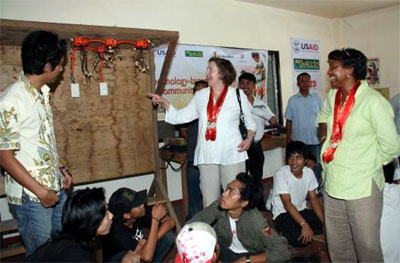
top-left (166, 86), bottom-right (256, 166)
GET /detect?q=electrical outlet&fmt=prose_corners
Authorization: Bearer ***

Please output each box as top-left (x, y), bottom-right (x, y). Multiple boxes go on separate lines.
top-left (100, 82), bottom-right (108, 96)
top-left (71, 83), bottom-right (80, 97)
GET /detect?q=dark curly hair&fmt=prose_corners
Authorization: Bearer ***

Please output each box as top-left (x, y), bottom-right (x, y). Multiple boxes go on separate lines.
top-left (328, 48), bottom-right (367, 81)
top-left (236, 173), bottom-right (263, 210)
top-left (209, 57), bottom-right (236, 86)
top-left (21, 30), bottom-right (67, 75)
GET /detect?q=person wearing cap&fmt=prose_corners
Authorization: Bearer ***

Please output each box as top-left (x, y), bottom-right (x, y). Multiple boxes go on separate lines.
top-left (102, 187), bottom-right (175, 263)
top-left (189, 173), bottom-right (290, 263)
top-left (175, 222), bottom-right (218, 263)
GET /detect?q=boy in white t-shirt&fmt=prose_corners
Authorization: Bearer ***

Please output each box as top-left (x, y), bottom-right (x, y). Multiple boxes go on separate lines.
top-left (270, 141), bottom-right (324, 247)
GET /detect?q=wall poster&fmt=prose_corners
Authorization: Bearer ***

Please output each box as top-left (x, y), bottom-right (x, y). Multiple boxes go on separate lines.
top-left (154, 44), bottom-right (269, 120)
top-left (366, 57), bottom-right (380, 87)
top-left (290, 37), bottom-right (322, 91)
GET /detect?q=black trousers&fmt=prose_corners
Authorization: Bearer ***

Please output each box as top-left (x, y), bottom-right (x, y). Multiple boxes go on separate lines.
top-left (218, 243), bottom-right (254, 263)
top-left (246, 141), bottom-right (264, 180)
top-left (275, 209), bottom-right (323, 247)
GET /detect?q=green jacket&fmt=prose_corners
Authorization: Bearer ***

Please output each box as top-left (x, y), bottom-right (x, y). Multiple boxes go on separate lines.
top-left (189, 201), bottom-right (290, 262)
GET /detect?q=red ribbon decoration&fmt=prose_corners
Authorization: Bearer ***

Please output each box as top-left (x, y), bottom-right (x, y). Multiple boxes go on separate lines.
top-left (322, 81), bottom-right (361, 163)
top-left (205, 85), bottom-right (229, 141)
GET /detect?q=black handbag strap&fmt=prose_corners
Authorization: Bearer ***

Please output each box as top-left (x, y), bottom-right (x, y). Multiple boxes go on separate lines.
top-left (236, 88), bottom-right (244, 119)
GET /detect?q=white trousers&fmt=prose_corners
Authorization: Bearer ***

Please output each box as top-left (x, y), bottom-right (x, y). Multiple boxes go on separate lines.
top-left (198, 161), bottom-right (245, 207)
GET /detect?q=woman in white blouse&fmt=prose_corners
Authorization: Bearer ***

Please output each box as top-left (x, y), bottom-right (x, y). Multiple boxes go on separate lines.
top-left (148, 57), bottom-right (256, 207)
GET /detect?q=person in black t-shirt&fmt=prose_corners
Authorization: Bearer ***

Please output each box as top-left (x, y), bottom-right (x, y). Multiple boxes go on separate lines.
top-left (103, 187), bottom-right (176, 263)
top-left (27, 188), bottom-right (140, 262)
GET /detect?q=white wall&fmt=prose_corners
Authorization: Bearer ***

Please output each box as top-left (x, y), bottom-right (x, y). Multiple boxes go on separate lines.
top-left (340, 5), bottom-right (400, 99)
top-left (1, 0), bottom-right (398, 220)
top-left (0, 0), bottom-right (336, 104)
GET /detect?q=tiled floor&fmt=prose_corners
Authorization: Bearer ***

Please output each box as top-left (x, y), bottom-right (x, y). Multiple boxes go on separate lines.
top-left (2, 178), bottom-right (329, 262)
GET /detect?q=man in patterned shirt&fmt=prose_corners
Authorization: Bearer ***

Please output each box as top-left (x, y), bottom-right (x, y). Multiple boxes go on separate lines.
top-left (0, 30), bottom-right (72, 256)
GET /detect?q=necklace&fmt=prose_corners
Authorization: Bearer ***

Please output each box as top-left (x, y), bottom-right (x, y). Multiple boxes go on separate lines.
top-left (322, 81), bottom-right (360, 163)
top-left (205, 85), bottom-right (229, 141)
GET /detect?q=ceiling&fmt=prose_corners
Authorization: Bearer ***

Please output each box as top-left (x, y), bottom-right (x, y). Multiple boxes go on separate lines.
top-left (237, 0), bottom-right (400, 18)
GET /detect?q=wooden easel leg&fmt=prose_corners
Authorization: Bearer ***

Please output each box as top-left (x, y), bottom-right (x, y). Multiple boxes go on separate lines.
top-left (148, 159), bottom-right (168, 197)
top-left (155, 174), bottom-right (181, 231)
top-left (181, 161), bottom-right (188, 219)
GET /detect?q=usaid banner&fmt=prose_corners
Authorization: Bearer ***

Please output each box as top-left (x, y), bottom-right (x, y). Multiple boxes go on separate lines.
top-left (154, 44), bottom-right (268, 120)
top-left (290, 37), bottom-right (321, 91)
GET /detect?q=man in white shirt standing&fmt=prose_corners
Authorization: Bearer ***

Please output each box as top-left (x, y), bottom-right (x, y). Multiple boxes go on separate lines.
top-left (239, 72), bottom-right (277, 181)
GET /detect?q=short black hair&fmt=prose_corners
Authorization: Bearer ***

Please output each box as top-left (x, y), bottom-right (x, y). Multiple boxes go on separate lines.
top-left (305, 152), bottom-right (317, 163)
top-left (328, 48), bottom-right (367, 81)
top-left (194, 80), bottom-right (208, 87)
top-left (238, 72), bottom-right (256, 83)
top-left (383, 161), bottom-right (395, 184)
top-left (208, 57), bottom-right (236, 86)
top-left (236, 173), bottom-right (263, 210)
top-left (286, 141), bottom-right (307, 162)
top-left (21, 30), bottom-right (67, 75)
top-left (251, 52), bottom-right (260, 58)
top-left (61, 188), bottom-right (106, 248)
top-left (296, 72), bottom-right (311, 82)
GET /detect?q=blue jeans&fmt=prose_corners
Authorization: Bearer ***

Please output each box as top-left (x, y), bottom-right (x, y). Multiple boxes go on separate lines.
top-left (305, 144), bottom-right (320, 164)
top-left (153, 230), bottom-right (175, 263)
top-left (305, 144), bottom-right (322, 192)
top-left (186, 160), bottom-right (202, 220)
top-left (10, 190), bottom-right (67, 256)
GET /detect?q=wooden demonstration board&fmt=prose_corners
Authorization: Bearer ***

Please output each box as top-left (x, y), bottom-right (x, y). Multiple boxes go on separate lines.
top-left (0, 19), bottom-right (178, 195)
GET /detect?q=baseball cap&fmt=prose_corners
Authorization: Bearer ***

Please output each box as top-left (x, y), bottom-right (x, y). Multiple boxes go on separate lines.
top-left (108, 188), bottom-right (147, 219)
top-left (176, 222), bottom-right (217, 263)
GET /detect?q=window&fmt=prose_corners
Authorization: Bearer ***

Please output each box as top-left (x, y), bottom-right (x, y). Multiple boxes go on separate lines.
top-left (266, 51), bottom-right (283, 125)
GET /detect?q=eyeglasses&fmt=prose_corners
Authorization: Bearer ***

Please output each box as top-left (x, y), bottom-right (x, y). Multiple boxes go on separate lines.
top-left (341, 48), bottom-right (350, 57)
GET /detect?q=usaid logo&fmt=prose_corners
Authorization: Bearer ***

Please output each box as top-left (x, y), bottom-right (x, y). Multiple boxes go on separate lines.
top-left (292, 40), bottom-right (301, 54)
top-left (292, 40), bottom-right (319, 53)
top-left (156, 49), bottom-right (167, 56)
top-left (156, 49), bottom-right (176, 56)
top-left (301, 43), bottom-right (319, 52)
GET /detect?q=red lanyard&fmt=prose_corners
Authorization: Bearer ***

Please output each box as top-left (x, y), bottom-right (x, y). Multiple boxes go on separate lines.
top-left (322, 81), bottom-right (360, 163)
top-left (205, 85), bottom-right (229, 141)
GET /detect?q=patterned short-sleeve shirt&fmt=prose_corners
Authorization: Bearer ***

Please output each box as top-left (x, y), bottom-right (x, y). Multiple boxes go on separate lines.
top-left (0, 72), bottom-right (63, 205)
